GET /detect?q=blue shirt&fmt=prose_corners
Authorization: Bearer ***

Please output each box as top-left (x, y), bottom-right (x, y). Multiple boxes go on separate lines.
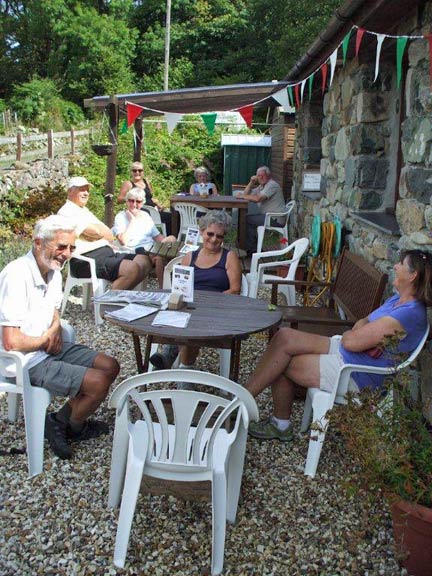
top-left (339, 294), bottom-right (427, 390)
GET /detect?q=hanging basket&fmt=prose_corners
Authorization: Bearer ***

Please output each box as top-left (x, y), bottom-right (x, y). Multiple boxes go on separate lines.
top-left (91, 143), bottom-right (116, 157)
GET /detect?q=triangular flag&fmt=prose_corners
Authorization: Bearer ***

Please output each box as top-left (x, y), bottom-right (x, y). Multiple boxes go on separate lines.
top-left (342, 30), bottom-right (351, 65)
top-left (120, 118), bottom-right (128, 134)
top-left (287, 85), bottom-right (295, 107)
top-left (329, 48), bottom-right (338, 87)
top-left (201, 112), bottom-right (217, 135)
top-left (272, 87), bottom-right (295, 113)
top-left (428, 34), bottom-right (432, 91)
top-left (294, 84), bottom-right (300, 108)
top-left (300, 80), bottom-right (306, 103)
top-left (238, 105), bottom-right (254, 128)
top-left (396, 37), bottom-right (409, 89)
top-left (355, 28), bottom-right (366, 57)
top-left (374, 34), bottom-right (385, 82)
top-left (321, 62), bottom-right (328, 94)
top-left (308, 73), bottom-right (314, 101)
top-left (165, 112), bottom-right (183, 135)
top-left (127, 102), bottom-right (143, 127)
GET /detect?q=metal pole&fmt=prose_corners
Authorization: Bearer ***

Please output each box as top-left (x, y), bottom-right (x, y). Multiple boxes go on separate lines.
top-left (163, 0), bottom-right (171, 91)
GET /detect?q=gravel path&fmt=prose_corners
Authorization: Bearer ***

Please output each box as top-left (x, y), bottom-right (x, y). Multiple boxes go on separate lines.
top-left (0, 288), bottom-right (407, 576)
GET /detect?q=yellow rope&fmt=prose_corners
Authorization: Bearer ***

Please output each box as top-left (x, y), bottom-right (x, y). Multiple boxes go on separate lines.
top-left (304, 222), bottom-right (336, 306)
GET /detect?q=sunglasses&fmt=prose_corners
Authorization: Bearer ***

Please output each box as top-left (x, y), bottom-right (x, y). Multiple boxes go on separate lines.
top-left (127, 199), bottom-right (143, 204)
top-left (205, 231), bottom-right (225, 240)
top-left (132, 169), bottom-right (143, 173)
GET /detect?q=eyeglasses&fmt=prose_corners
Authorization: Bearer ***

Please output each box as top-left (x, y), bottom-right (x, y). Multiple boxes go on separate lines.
top-left (132, 169), bottom-right (143, 173)
top-left (127, 199), bottom-right (143, 204)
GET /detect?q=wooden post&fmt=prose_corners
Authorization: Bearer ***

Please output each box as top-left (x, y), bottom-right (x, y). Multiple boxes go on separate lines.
top-left (47, 129), bottom-right (54, 159)
top-left (70, 128), bottom-right (75, 154)
top-left (16, 133), bottom-right (22, 161)
top-left (105, 98), bottom-right (118, 227)
top-left (133, 117), bottom-right (143, 162)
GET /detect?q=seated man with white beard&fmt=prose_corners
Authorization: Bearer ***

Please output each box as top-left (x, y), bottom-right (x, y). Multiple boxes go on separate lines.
top-left (0, 215), bottom-right (120, 460)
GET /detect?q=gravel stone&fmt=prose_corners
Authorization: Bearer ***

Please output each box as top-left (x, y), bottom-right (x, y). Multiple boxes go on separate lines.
top-left (0, 285), bottom-right (407, 575)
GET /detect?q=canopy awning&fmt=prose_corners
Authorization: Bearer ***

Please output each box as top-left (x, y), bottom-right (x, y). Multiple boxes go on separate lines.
top-left (83, 81), bottom-right (289, 115)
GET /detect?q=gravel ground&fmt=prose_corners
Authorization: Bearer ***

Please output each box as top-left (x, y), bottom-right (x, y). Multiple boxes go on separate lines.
top-left (0, 286), bottom-right (407, 576)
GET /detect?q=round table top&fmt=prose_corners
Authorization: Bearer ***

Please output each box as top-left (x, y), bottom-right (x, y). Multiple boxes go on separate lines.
top-left (102, 290), bottom-right (281, 344)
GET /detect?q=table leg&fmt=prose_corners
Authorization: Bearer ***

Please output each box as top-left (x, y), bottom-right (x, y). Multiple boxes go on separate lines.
top-left (142, 336), bottom-right (152, 373)
top-left (171, 206), bottom-right (179, 238)
top-left (237, 208), bottom-right (247, 250)
top-left (133, 334), bottom-right (144, 373)
top-left (230, 339), bottom-right (242, 381)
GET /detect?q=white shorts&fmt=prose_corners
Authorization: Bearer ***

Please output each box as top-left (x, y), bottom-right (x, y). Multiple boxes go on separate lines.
top-left (319, 335), bottom-right (359, 394)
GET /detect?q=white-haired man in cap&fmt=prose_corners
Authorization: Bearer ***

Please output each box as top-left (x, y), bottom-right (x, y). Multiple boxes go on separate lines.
top-left (0, 215), bottom-right (120, 460)
top-left (58, 176), bottom-right (151, 288)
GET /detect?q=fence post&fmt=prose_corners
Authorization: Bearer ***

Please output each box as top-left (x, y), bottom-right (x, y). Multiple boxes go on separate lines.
top-left (47, 129), bottom-right (54, 159)
top-left (70, 127), bottom-right (75, 154)
top-left (16, 133), bottom-right (22, 161)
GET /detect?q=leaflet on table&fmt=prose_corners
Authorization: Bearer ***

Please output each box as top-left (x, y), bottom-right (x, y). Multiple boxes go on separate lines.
top-left (105, 304), bottom-right (158, 322)
top-left (179, 226), bottom-right (200, 254)
top-left (151, 311), bottom-right (191, 328)
top-left (171, 265), bottom-right (194, 303)
top-left (93, 290), bottom-right (170, 309)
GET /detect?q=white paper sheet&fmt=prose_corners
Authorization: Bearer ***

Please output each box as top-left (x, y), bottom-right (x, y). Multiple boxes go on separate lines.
top-left (105, 304), bottom-right (158, 322)
top-left (151, 311), bottom-right (191, 328)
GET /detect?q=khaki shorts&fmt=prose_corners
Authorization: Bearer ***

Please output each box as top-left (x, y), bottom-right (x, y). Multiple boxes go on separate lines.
top-left (319, 335), bottom-right (359, 394)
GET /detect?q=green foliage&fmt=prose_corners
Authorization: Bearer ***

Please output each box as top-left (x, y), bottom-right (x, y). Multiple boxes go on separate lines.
top-left (0, 227), bottom-right (32, 272)
top-left (330, 336), bottom-right (432, 508)
top-left (9, 77), bottom-right (84, 130)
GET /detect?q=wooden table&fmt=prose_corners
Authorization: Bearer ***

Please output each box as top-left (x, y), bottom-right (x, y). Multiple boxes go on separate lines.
top-left (170, 194), bottom-right (249, 250)
top-left (143, 240), bottom-right (246, 262)
top-left (102, 290), bottom-right (281, 380)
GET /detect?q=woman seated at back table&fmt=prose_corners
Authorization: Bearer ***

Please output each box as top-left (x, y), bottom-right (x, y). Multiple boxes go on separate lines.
top-left (113, 188), bottom-right (176, 288)
top-left (245, 249), bottom-right (432, 441)
top-left (150, 210), bottom-right (242, 376)
top-left (189, 166), bottom-right (218, 196)
top-left (118, 161), bottom-right (172, 235)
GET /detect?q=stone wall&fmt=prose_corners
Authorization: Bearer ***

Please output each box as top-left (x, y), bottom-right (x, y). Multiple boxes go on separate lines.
top-left (0, 158), bottom-right (70, 198)
top-left (290, 6), bottom-right (432, 415)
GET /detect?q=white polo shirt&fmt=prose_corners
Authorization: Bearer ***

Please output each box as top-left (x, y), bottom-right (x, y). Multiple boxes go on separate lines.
top-left (0, 251), bottom-right (62, 375)
top-left (58, 200), bottom-right (109, 255)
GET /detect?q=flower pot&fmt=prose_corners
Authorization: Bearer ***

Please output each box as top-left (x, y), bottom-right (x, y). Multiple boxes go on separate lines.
top-left (277, 264), bottom-right (305, 280)
top-left (91, 143), bottom-right (115, 156)
top-left (391, 499), bottom-right (432, 576)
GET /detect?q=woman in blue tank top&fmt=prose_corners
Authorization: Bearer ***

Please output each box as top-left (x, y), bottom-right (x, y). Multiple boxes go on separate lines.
top-left (245, 250), bottom-right (432, 442)
top-left (149, 211), bottom-right (242, 374)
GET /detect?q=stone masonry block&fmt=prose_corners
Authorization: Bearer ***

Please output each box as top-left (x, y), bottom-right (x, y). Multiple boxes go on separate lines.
top-left (396, 198), bottom-right (425, 235)
top-left (399, 165), bottom-right (432, 203)
top-left (356, 92), bottom-right (391, 123)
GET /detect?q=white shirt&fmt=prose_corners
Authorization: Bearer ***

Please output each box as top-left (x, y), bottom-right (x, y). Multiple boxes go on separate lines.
top-left (0, 251), bottom-right (63, 375)
top-left (58, 200), bottom-right (109, 255)
top-left (112, 210), bottom-right (160, 251)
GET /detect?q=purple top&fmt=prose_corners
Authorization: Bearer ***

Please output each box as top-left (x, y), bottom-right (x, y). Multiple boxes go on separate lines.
top-left (191, 248), bottom-right (230, 292)
top-left (339, 294), bottom-right (427, 390)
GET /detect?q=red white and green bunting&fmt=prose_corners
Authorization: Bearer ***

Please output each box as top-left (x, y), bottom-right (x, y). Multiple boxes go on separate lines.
top-left (119, 25), bottom-right (432, 135)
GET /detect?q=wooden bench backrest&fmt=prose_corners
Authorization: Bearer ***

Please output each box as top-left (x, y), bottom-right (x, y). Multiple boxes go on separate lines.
top-left (332, 248), bottom-right (388, 321)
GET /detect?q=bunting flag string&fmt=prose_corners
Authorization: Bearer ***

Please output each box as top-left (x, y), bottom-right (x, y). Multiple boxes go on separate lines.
top-left (118, 24), bottom-right (432, 134)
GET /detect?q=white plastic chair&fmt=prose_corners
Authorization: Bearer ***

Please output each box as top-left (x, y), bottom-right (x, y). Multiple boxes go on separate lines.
top-left (61, 254), bottom-right (108, 326)
top-left (302, 324), bottom-right (430, 478)
top-left (141, 205), bottom-right (167, 236)
top-left (256, 200), bottom-right (295, 253)
top-left (174, 202), bottom-right (209, 240)
top-left (0, 322), bottom-right (75, 476)
top-left (246, 237), bottom-right (309, 302)
top-left (108, 369), bottom-right (259, 575)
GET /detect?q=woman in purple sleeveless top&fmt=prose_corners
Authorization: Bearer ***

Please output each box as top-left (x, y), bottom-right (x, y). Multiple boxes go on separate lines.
top-left (149, 211), bottom-right (242, 374)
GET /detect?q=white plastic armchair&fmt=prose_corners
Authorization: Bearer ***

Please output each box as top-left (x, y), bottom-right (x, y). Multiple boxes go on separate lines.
top-left (174, 202), bottom-right (209, 240)
top-left (0, 321), bottom-right (75, 476)
top-left (256, 200), bottom-right (295, 253)
top-left (246, 237), bottom-right (309, 302)
top-left (108, 369), bottom-right (259, 576)
top-left (140, 204), bottom-right (167, 235)
top-left (61, 254), bottom-right (108, 326)
top-left (302, 324), bottom-right (430, 478)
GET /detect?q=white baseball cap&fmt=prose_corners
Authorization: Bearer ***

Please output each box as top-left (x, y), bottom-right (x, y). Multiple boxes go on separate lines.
top-left (67, 176), bottom-right (91, 189)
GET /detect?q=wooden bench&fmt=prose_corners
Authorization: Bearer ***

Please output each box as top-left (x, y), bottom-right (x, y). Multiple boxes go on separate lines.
top-left (267, 247), bottom-right (388, 337)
